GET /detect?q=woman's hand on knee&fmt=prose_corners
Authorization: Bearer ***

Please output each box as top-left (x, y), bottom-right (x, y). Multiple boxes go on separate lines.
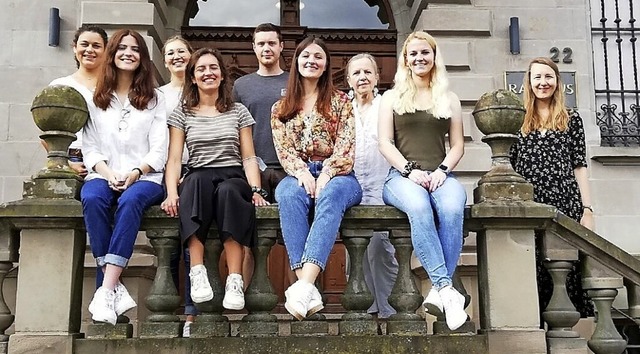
top-left (409, 170), bottom-right (430, 189)
top-left (296, 170), bottom-right (316, 198)
top-left (315, 172), bottom-right (330, 197)
top-left (428, 169), bottom-right (447, 192)
top-left (161, 194), bottom-right (179, 217)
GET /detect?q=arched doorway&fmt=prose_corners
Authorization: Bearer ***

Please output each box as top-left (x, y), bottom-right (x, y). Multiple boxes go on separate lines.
top-left (181, 0), bottom-right (398, 312)
top-left (182, 0), bottom-right (397, 90)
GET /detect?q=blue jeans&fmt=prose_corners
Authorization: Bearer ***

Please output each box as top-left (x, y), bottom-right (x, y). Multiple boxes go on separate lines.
top-left (170, 247), bottom-right (197, 316)
top-left (382, 168), bottom-right (466, 290)
top-left (275, 161), bottom-right (362, 271)
top-left (81, 179), bottom-right (164, 268)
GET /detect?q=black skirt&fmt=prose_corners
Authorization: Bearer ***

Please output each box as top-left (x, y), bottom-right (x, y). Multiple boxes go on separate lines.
top-left (178, 166), bottom-right (256, 248)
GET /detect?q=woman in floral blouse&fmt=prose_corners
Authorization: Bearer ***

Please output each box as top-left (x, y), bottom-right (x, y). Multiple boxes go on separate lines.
top-left (271, 36), bottom-right (362, 321)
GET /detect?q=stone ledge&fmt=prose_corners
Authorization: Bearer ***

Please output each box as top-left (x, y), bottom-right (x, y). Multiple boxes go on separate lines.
top-left (590, 146), bottom-right (640, 166)
top-left (74, 335), bottom-right (488, 353)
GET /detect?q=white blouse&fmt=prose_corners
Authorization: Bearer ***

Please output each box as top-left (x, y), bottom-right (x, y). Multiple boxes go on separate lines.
top-left (159, 83), bottom-right (189, 165)
top-left (353, 95), bottom-right (390, 206)
top-left (83, 91), bottom-right (168, 185)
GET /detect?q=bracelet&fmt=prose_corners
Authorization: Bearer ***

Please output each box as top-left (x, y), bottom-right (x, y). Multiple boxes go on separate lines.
top-left (132, 167), bottom-right (143, 176)
top-left (583, 205), bottom-right (594, 213)
top-left (251, 186), bottom-right (268, 199)
top-left (400, 161), bottom-right (421, 178)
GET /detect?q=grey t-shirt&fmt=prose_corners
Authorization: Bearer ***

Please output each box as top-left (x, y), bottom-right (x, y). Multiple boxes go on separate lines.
top-left (167, 103), bottom-right (255, 169)
top-left (232, 71), bottom-right (289, 167)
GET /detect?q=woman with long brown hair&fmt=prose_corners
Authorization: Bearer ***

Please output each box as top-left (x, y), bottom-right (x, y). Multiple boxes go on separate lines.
top-left (82, 29), bottom-right (167, 325)
top-left (271, 36), bottom-right (362, 320)
top-left (161, 48), bottom-right (266, 312)
top-left (511, 56), bottom-right (594, 319)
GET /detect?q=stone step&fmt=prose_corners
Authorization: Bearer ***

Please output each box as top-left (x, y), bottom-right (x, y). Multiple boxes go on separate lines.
top-left (75, 335), bottom-right (488, 353)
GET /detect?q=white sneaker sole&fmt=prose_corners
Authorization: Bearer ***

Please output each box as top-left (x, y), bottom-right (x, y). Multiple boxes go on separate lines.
top-left (191, 291), bottom-right (214, 303)
top-left (423, 301), bottom-right (444, 318)
top-left (285, 301), bottom-right (306, 321)
top-left (222, 298), bottom-right (244, 310)
top-left (306, 302), bottom-right (324, 317)
top-left (115, 297), bottom-right (137, 315)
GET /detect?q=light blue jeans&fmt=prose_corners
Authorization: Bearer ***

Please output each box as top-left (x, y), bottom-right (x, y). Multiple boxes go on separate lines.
top-left (275, 161), bottom-right (362, 271)
top-left (382, 168), bottom-right (466, 290)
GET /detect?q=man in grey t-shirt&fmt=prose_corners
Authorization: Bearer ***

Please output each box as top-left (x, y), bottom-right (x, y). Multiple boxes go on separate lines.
top-left (232, 23), bottom-right (291, 286)
top-left (233, 23), bottom-right (289, 203)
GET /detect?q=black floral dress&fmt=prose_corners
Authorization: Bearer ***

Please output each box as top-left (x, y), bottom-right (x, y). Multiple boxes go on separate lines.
top-left (510, 111), bottom-right (594, 318)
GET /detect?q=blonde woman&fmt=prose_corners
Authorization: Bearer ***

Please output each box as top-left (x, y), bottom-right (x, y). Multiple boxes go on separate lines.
top-left (378, 31), bottom-right (467, 330)
top-left (510, 57), bottom-right (594, 318)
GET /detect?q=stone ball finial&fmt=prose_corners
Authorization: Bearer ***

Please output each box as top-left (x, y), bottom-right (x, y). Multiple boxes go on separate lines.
top-left (31, 85), bottom-right (88, 134)
top-left (472, 89), bottom-right (525, 135)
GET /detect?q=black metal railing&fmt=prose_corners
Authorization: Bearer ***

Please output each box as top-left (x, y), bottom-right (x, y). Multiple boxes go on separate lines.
top-left (593, 0), bottom-right (640, 147)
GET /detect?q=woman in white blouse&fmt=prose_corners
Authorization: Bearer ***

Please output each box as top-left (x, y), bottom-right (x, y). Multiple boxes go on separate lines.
top-left (82, 29), bottom-right (167, 325)
top-left (347, 53), bottom-right (398, 319)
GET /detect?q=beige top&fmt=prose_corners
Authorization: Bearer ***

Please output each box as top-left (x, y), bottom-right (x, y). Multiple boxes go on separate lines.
top-left (393, 110), bottom-right (450, 171)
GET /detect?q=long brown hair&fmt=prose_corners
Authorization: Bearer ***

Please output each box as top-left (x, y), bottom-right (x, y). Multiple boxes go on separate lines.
top-left (274, 36), bottom-right (334, 122)
top-left (521, 57), bottom-right (568, 134)
top-left (182, 47), bottom-right (233, 114)
top-left (93, 29), bottom-right (156, 111)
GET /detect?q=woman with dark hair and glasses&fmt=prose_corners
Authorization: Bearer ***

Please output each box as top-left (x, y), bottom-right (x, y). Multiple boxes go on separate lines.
top-left (271, 36), bottom-right (361, 320)
top-left (161, 47), bottom-right (265, 311)
top-left (82, 29), bottom-right (167, 325)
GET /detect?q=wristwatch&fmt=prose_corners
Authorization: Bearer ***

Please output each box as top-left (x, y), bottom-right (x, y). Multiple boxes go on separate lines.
top-left (438, 164), bottom-right (449, 174)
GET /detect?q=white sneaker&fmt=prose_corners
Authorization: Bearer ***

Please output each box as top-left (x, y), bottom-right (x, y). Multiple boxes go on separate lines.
top-left (284, 280), bottom-right (314, 321)
top-left (222, 273), bottom-right (245, 310)
top-left (307, 286), bottom-right (324, 317)
top-left (189, 264), bottom-right (214, 303)
top-left (438, 285), bottom-right (468, 330)
top-left (114, 282), bottom-right (137, 315)
top-left (423, 288), bottom-right (443, 318)
top-left (88, 286), bottom-right (117, 325)
top-left (182, 320), bottom-right (192, 338)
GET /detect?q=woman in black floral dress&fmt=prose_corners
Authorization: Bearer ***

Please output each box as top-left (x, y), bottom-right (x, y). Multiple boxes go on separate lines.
top-left (510, 57), bottom-right (595, 318)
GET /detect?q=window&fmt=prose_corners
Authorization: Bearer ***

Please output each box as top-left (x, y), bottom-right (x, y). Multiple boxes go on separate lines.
top-left (300, 0), bottom-right (389, 29)
top-left (189, 0), bottom-right (279, 27)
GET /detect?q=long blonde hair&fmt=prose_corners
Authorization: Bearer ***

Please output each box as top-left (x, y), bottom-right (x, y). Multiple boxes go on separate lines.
top-left (521, 57), bottom-right (568, 134)
top-left (392, 31), bottom-right (451, 118)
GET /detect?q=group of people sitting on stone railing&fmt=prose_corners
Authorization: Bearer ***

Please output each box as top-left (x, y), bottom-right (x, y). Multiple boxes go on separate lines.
top-left (43, 22), bottom-right (595, 337)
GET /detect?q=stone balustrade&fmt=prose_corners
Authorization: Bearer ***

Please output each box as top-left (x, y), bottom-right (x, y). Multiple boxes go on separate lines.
top-left (0, 86), bottom-right (637, 353)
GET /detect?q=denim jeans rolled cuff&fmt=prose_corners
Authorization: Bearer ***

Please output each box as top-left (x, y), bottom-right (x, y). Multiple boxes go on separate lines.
top-left (104, 253), bottom-right (129, 268)
top-left (299, 257), bottom-right (325, 270)
top-left (95, 256), bottom-right (106, 268)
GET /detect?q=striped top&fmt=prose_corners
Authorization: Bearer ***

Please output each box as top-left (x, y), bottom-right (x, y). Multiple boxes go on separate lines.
top-left (167, 103), bottom-right (255, 168)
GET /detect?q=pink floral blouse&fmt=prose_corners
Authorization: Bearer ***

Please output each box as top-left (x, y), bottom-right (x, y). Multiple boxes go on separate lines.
top-left (271, 90), bottom-right (355, 178)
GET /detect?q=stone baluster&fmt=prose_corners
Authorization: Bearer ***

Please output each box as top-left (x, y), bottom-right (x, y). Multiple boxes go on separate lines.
top-left (540, 229), bottom-right (585, 352)
top-left (240, 230), bottom-right (279, 337)
top-left (624, 278), bottom-right (640, 320)
top-left (387, 229), bottom-right (426, 335)
top-left (190, 234), bottom-right (229, 337)
top-left (582, 256), bottom-right (627, 354)
top-left (0, 223), bottom-right (17, 353)
top-left (140, 229), bottom-right (181, 338)
top-left (339, 229), bottom-right (376, 335)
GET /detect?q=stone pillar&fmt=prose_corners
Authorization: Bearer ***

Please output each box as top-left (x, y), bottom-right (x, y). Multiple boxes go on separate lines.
top-left (542, 230), bottom-right (587, 353)
top-left (240, 230), bottom-right (279, 337)
top-left (0, 223), bottom-right (17, 353)
top-left (387, 230), bottom-right (426, 335)
top-left (139, 228), bottom-right (181, 338)
top-left (470, 90), bottom-right (550, 354)
top-left (582, 256), bottom-right (626, 354)
top-left (339, 229), bottom-right (377, 336)
top-left (5, 86), bottom-right (89, 354)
